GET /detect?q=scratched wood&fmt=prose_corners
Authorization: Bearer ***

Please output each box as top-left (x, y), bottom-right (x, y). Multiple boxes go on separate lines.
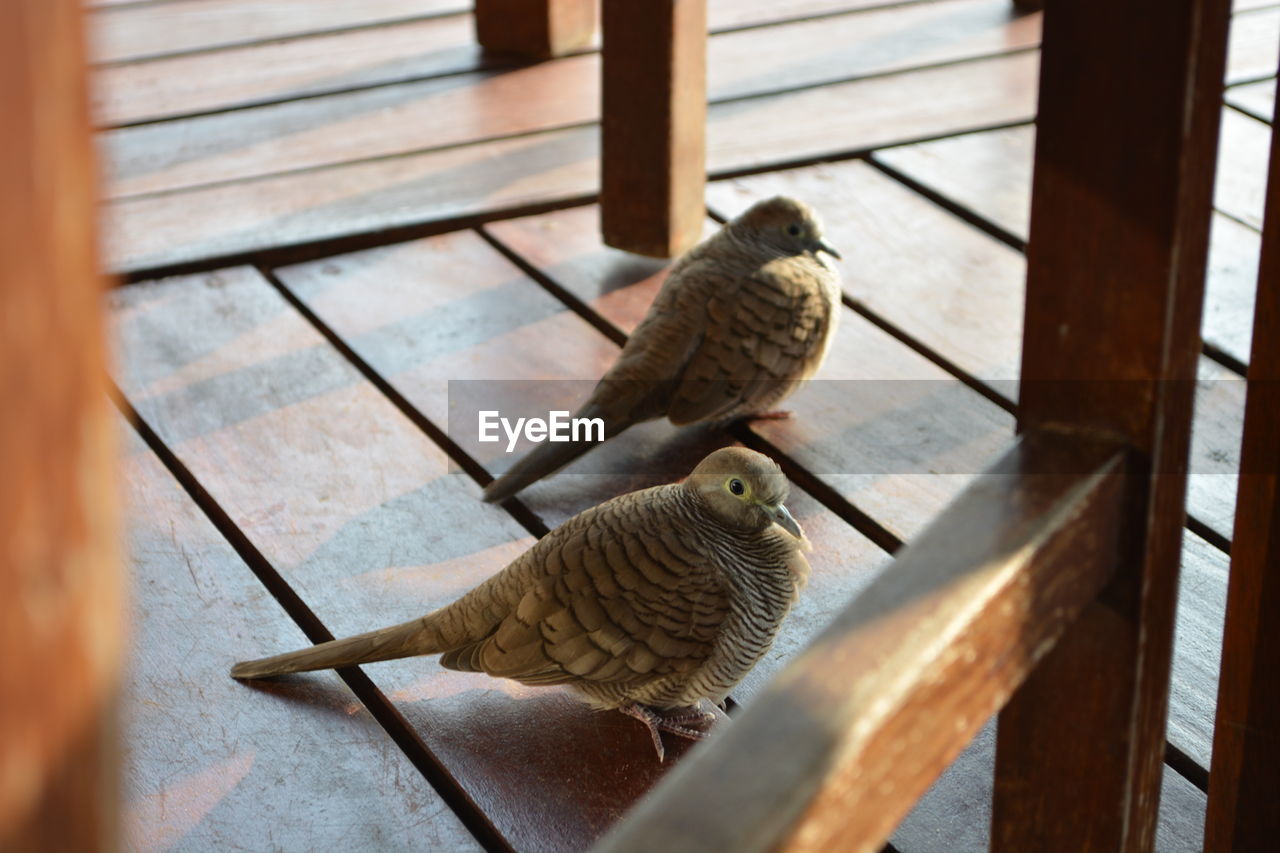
top-left (90, 0), bottom-right (467, 64)
top-left (1227, 78), bottom-right (1276, 121)
top-left (103, 51), bottom-right (1038, 273)
top-left (109, 265), bottom-right (871, 852)
top-left (102, 0), bottom-right (1040, 200)
top-left (117, 418), bottom-right (481, 852)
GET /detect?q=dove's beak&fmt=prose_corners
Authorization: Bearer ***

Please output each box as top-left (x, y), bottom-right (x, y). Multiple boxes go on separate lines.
top-left (813, 240), bottom-right (842, 261)
top-left (769, 503), bottom-right (804, 540)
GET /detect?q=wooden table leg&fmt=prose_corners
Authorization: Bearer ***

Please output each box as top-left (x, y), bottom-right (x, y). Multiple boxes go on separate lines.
top-left (0, 1), bottom-right (122, 851)
top-left (1204, 54), bottom-right (1280, 853)
top-left (600, 0), bottom-right (707, 258)
top-left (990, 0), bottom-right (1232, 849)
top-left (474, 0), bottom-right (595, 60)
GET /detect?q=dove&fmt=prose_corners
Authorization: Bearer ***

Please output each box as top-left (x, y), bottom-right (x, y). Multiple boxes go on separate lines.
top-left (482, 196), bottom-right (841, 503)
top-left (231, 447), bottom-right (810, 759)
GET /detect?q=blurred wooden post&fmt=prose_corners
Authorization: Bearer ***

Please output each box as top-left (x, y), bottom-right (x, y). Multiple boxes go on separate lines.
top-left (0, 1), bottom-right (123, 851)
top-left (600, 0), bottom-right (707, 258)
top-left (474, 0), bottom-right (595, 59)
top-left (1204, 55), bottom-right (1280, 853)
top-left (991, 0), bottom-right (1231, 850)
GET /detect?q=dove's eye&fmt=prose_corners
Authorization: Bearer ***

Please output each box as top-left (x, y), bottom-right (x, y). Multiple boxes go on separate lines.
top-left (727, 478), bottom-right (746, 496)
top-left (786, 224), bottom-right (802, 237)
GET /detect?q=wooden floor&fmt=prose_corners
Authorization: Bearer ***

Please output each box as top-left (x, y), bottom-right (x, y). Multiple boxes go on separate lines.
top-left (101, 0), bottom-right (1275, 850)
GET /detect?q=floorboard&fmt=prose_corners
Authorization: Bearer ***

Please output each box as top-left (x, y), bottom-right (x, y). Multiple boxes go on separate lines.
top-left (117, 413), bottom-right (481, 852)
top-left (1228, 6), bottom-right (1280, 84)
top-left (102, 0), bottom-right (1040, 200)
top-left (91, 0), bottom-right (467, 64)
top-left (104, 51), bottom-right (1037, 274)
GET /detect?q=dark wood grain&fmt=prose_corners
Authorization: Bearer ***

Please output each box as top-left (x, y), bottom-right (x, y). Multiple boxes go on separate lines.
top-left (991, 1), bottom-right (1230, 849)
top-left (117, 419), bottom-right (481, 851)
top-left (103, 51), bottom-right (1038, 273)
top-left (596, 433), bottom-right (1129, 853)
top-left (474, 0), bottom-right (594, 59)
top-left (1206, 69), bottom-right (1280, 848)
top-left (90, 0), bottom-right (468, 64)
top-left (600, 0), bottom-right (707, 257)
top-left (0, 1), bottom-right (122, 848)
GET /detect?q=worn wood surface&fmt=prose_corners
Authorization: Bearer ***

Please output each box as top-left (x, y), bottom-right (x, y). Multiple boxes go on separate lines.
top-left (596, 433), bottom-right (1129, 853)
top-left (104, 50), bottom-right (1038, 273)
top-left (991, 1), bottom-right (1230, 850)
top-left (90, 0), bottom-right (467, 64)
top-left (117, 420), bottom-right (481, 851)
top-left (600, 0), bottom-right (706, 257)
top-left (1217, 107), bottom-right (1272, 230)
top-left (475, 0), bottom-right (594, 59)
top-left (1206, 82), bottom-right (1280, 849)
top-left (102, 0), bottom-right (1038, 202)
top-left (0, 0), bottom-right (122, 848)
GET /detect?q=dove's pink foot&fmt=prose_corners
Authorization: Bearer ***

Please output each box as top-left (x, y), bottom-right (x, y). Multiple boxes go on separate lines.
top-left (619, 703), bottom-right (716, 761)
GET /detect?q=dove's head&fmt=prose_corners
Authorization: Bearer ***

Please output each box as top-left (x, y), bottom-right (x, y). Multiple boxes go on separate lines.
top-left (684, 447), bottom-right (804, 540)
top-left (729, 196), bottom-right (841, 262)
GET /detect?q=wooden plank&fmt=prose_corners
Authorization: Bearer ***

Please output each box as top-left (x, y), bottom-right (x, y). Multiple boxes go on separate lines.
top-left (93, 15), bottom-right (487, 127)
top-left (111, 265), bottom-right (787, 852)
top-left (474, 0), bottom-right (594, 59)
top-left (991, 0), bottom-right (1230, 847)
top-left (0, 0), bottom-right (122, 848)
top-left (117, 419), bottom-right (481, 851)
top-left (1227, 78), bottom-right (1276, 121)
top-left (103, 49), bottom-right (1038, 273)
top-left (873, 123), bottom-right (1263, 370)
top-left (595, 432), bottom-right (1129, 853)
top-left (1206, 75), bottom-right (1280, 848)
top-left (1217, 106), bottom-right (1272, 229)
top-left (600, 0), bottom-right (707, 257)
top-left (1228, 6), bottom-right (1280, 83)
top-left (484, 203), bottom-right (1016, 545)
top-left (102, 0), bottom-right (1041, 200)
top-left (90, 0), bottom-right (468, 64)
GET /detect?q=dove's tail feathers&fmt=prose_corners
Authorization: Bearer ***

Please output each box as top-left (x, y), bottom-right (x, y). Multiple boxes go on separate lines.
top-left (482, 404), bottom-right (630, 503)
top-left (230, 616), bottom-right (439, 680)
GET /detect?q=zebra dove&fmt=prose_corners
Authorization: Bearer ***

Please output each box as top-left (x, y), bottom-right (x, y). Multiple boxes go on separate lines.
top-left (231, 447), bottom-right (810, 759)
top-left (482, 196), bottom-right (841, 503)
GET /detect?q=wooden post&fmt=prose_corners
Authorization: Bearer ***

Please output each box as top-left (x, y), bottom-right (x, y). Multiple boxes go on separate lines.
top-left (600, 0), bottom-right (707, 258)
top-left (0, 1), bottom-right (122, 851)
top-left (990, 0), bottom-right (1231, 850)
top-left (474, 0), bottom-right (595, 60)
top-left (1204, 57), bottom-right (1280, 853)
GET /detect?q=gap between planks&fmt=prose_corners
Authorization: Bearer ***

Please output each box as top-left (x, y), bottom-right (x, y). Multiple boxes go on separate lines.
top-left (108, 384), bottom-right (514, 853)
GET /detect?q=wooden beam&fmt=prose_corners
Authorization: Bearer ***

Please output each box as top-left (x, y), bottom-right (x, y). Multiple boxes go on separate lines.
top-left (0, 0), bottom-right (122, 850)
top-left (1204, 53), bottom-right (1280, 853)
top-left (600, 0), bottom-right (707, 258)
top-left (474, 0), bottom-right (594, 60)
top-left (594, 432), bottom-right (1128, 853)
top-left (991, 0), bottom-right (1231, 849)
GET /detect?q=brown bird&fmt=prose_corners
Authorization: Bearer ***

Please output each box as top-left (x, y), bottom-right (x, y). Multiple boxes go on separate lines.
top-left (231, 447), bottom-right (810, 759)
top-left (482, 196), bottom-right (842, 503)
